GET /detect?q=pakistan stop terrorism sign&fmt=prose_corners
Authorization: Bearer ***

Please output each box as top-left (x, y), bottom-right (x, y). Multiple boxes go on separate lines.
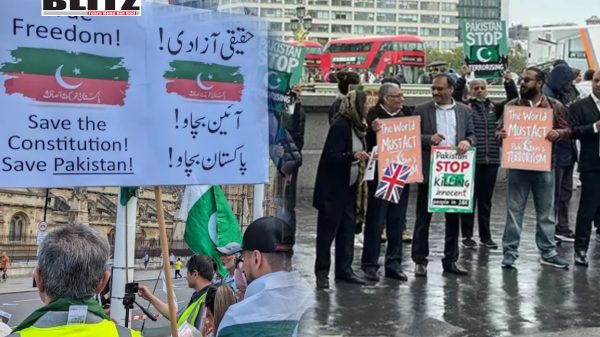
top-left (461, 20), bottom-right (508, 79)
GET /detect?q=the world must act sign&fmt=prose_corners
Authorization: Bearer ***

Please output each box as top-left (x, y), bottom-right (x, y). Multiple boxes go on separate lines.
top-left (428, 147), bottom-right (476, 213)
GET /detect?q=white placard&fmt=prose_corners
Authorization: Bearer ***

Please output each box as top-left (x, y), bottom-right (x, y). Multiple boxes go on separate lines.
top-left (0, 2), bottom-right (268, 188)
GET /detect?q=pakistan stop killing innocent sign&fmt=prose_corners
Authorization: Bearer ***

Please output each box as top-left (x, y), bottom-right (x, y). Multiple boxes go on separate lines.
top-left (501, 106), bottom-right (554, 172)
top-left (0, 1), bottom-right (269, 188)
top-left (428, 147), bottom-right (475, 213)
top-left (376, 116), bottom-right (423, 184)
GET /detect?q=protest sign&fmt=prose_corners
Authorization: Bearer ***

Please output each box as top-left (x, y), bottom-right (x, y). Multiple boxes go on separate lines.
top-left (462, 20), bottom-right (508, 79)
top-left (501, 106), bottom-right (553, 172)
top-left (428, 147), bottom-right (475, 213)
top-left (349, 84), bottom-right (379, 108)
top-left (0, 2), bottom-right (268, 187)
top-left (376, 116), bottom-right (423, 184)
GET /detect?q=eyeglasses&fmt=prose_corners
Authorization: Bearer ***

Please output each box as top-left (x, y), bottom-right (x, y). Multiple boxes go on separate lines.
top-left (387, 94), bottom-right (403, 98)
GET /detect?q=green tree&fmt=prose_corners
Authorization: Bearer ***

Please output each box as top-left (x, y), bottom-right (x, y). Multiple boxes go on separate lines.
top-left (426, 47), bottom-right (465, 70)
top-left (508, 44), bottom-right (528, 74)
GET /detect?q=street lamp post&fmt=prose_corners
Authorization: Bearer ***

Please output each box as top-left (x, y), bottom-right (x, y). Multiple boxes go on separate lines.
top-left (289, 4), bottom-right (312, 46)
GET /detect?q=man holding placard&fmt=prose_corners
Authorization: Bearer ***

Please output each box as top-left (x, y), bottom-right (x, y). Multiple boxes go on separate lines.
top-left (412, 73), bottom-right (476, 277)
top-left (361, 82), bottom-right (416, 282)
top-left (496, 67), bottom-right (571, 269)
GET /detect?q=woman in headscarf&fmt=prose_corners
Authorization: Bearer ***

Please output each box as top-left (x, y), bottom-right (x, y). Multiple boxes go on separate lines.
top-left (313, 90), bottom-right (370, 289)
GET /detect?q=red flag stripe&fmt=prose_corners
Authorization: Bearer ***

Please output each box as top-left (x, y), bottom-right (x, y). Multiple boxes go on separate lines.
top-left (3, 72), bottom-right (128, 106)
top-left (165, 78), bottom-right (243, 102)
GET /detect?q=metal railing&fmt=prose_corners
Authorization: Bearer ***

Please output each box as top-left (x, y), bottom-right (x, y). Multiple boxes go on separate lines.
top-left (0, 235), bottom-right (194, 262)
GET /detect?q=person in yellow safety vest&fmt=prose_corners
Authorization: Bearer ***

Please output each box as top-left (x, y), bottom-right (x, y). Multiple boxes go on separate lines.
top-left (8, 224), bottom-right (141, 337)
top-left (138, 254), bottom-right (214, 330)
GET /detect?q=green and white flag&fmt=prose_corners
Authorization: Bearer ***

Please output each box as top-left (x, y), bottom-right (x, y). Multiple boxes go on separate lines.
top-left (177, 185), bottom-right (242, 276)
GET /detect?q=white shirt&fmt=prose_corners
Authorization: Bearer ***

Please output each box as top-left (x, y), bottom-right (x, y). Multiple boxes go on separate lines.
top-left (435, 101), bottom-right (457, 146)
top-left (379, 104), bottom-right (402, 117)
top-left (592, 93), bottom-right (600, 133)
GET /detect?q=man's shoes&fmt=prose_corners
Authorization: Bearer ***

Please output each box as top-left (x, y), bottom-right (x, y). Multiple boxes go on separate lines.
top-left (443, 263), bottom-right (468, 276)
top-left (540, 255), bottom-right (569, 269)
top-left (480, 239), bottom-right (498, 249)
top-left (555, 232), bottom-right (575, 243)
top-left (316, 276), bottom-right (329, 289)
top-left (385, 269), bottom-right (408, 282)
top-left (414, 264), bottom-right (427, 277)
top-left (402, 230), bottom-right (412, 243)
top-left (362, 268), bottom-right (380, 282)
top-left (336, 272), bottom-right (368, 285)
top-left (574, 251), bottom-right (589, 267)
top-left (501, 254), bottom-right (516, 269)
top-left (462, 237), bottom-right (477, 249)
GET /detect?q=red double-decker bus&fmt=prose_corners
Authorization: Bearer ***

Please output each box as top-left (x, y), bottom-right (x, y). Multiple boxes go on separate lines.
top-left (286, 40), bottom-right (323, 73)
top-left (320, 35), bottom-right (427, 83)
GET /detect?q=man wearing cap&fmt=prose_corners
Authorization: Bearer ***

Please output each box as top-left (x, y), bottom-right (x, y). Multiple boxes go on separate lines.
top-left (138, 254), bottom-right (214, 330)
top-left (216, 216), bottom-right (313, 337)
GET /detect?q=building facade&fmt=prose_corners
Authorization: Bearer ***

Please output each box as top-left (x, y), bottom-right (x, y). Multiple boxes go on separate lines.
top-left (0, 187), bottom-right (184, 258)
top-left (216, 0), bottom-right (459, 49)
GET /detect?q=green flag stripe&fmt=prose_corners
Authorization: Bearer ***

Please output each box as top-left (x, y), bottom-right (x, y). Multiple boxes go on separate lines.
top-left (164, 60), bottom-right (243, 83)
top-left (0, 47), bottom-right (129, 81)
top-left (218, 320), bottom-right (299, 337)
top-left (183, 186), bottom-right (241, 277)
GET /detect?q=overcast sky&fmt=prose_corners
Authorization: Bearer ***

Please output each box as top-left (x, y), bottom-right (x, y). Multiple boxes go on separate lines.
top-left (509, 0), bottom-right (600, 26)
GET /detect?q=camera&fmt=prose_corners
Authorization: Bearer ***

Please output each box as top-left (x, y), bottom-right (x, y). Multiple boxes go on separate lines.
top-left (125, 282), bottom-right (139, 294)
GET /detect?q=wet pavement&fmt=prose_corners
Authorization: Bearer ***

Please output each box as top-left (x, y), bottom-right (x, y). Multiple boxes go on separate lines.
top-left (294, 181), bottom-right (600, 337)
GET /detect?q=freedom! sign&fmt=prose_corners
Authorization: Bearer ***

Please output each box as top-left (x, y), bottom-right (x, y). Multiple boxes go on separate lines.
top-left (376, 116), bottom-right (423, 184)
top-left (428, 147), bottom-right (475, 213)
top-left (0, 1), bottom-right (269, 188)
top-left (501, 106), bottom-right (553, 172)
top-left (461, 20), bottom-right (508, 79)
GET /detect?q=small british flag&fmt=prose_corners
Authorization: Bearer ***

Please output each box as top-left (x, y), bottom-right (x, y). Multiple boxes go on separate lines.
top-left (375, 163), bottom-right (411, 203)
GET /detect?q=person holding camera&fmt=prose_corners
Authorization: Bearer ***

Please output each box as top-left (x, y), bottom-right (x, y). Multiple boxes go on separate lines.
top-left (8, 225), bottom-right (141, 337)
top-left (138, 254), bottom-right (213, 330)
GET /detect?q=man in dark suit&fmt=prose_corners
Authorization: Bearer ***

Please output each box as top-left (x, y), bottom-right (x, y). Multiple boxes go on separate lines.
top-left (570, 70), bottom-right (600, 266)
top-left (412, 73), bottom-right (476, 277)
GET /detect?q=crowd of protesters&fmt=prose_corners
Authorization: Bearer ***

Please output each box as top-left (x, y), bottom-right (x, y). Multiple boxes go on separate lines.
top-left (314, 62), bottom-right (600, 287)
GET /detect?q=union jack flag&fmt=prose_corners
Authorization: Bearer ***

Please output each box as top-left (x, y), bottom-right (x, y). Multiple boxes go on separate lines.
top-left (375, 163), bottom-right (411, 203)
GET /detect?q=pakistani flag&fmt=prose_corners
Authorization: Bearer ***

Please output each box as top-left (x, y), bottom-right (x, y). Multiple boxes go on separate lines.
top-left (177, 185), bottom-right (242, 276)
top-left (164, 61), bottom-right (244, 102)
top-left (470, 45), bottom-right (500, 63)
top-left (216, 271), bottom-right (314, 337)
top-left (1, 47), bottom-right (129, 105)
top-left (120, 187), bottom-right (139, 206)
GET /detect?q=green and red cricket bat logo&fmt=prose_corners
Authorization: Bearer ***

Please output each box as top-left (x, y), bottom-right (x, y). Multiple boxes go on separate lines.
top-left (0, 47), bottom-right (130, 106)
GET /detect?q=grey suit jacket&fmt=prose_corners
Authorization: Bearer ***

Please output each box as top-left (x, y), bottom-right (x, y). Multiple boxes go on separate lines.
top-left (415, 101), bottom-right (476, 183)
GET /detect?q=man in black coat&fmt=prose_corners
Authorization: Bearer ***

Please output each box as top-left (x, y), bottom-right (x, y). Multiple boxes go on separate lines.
top-left (570, 70), bottom-right (600, 266)
top-left (412, 74), bottom-right (476, 277)
top-left (360, 82), bottom-right (412, 282)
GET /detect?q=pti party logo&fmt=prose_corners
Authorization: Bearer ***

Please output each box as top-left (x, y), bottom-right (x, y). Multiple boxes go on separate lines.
top-left (0, 47), bottom-right (130, 106)
top-left (164, 60), bottom-right (244, 102)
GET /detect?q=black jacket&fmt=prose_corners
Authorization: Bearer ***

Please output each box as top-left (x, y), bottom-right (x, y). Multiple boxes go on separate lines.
top-left (365, 104), bottom-right (414, 151)
top-left (328, 96), bottom-right (343, 125)
top-left (453, 77), bottom-right (519, 119)
top-left (281, 101), bottom-right (306, 152)
top-left (569, 95), bottom-right (600, 172)
top-left (313, 117), bottom-right (364, 221)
